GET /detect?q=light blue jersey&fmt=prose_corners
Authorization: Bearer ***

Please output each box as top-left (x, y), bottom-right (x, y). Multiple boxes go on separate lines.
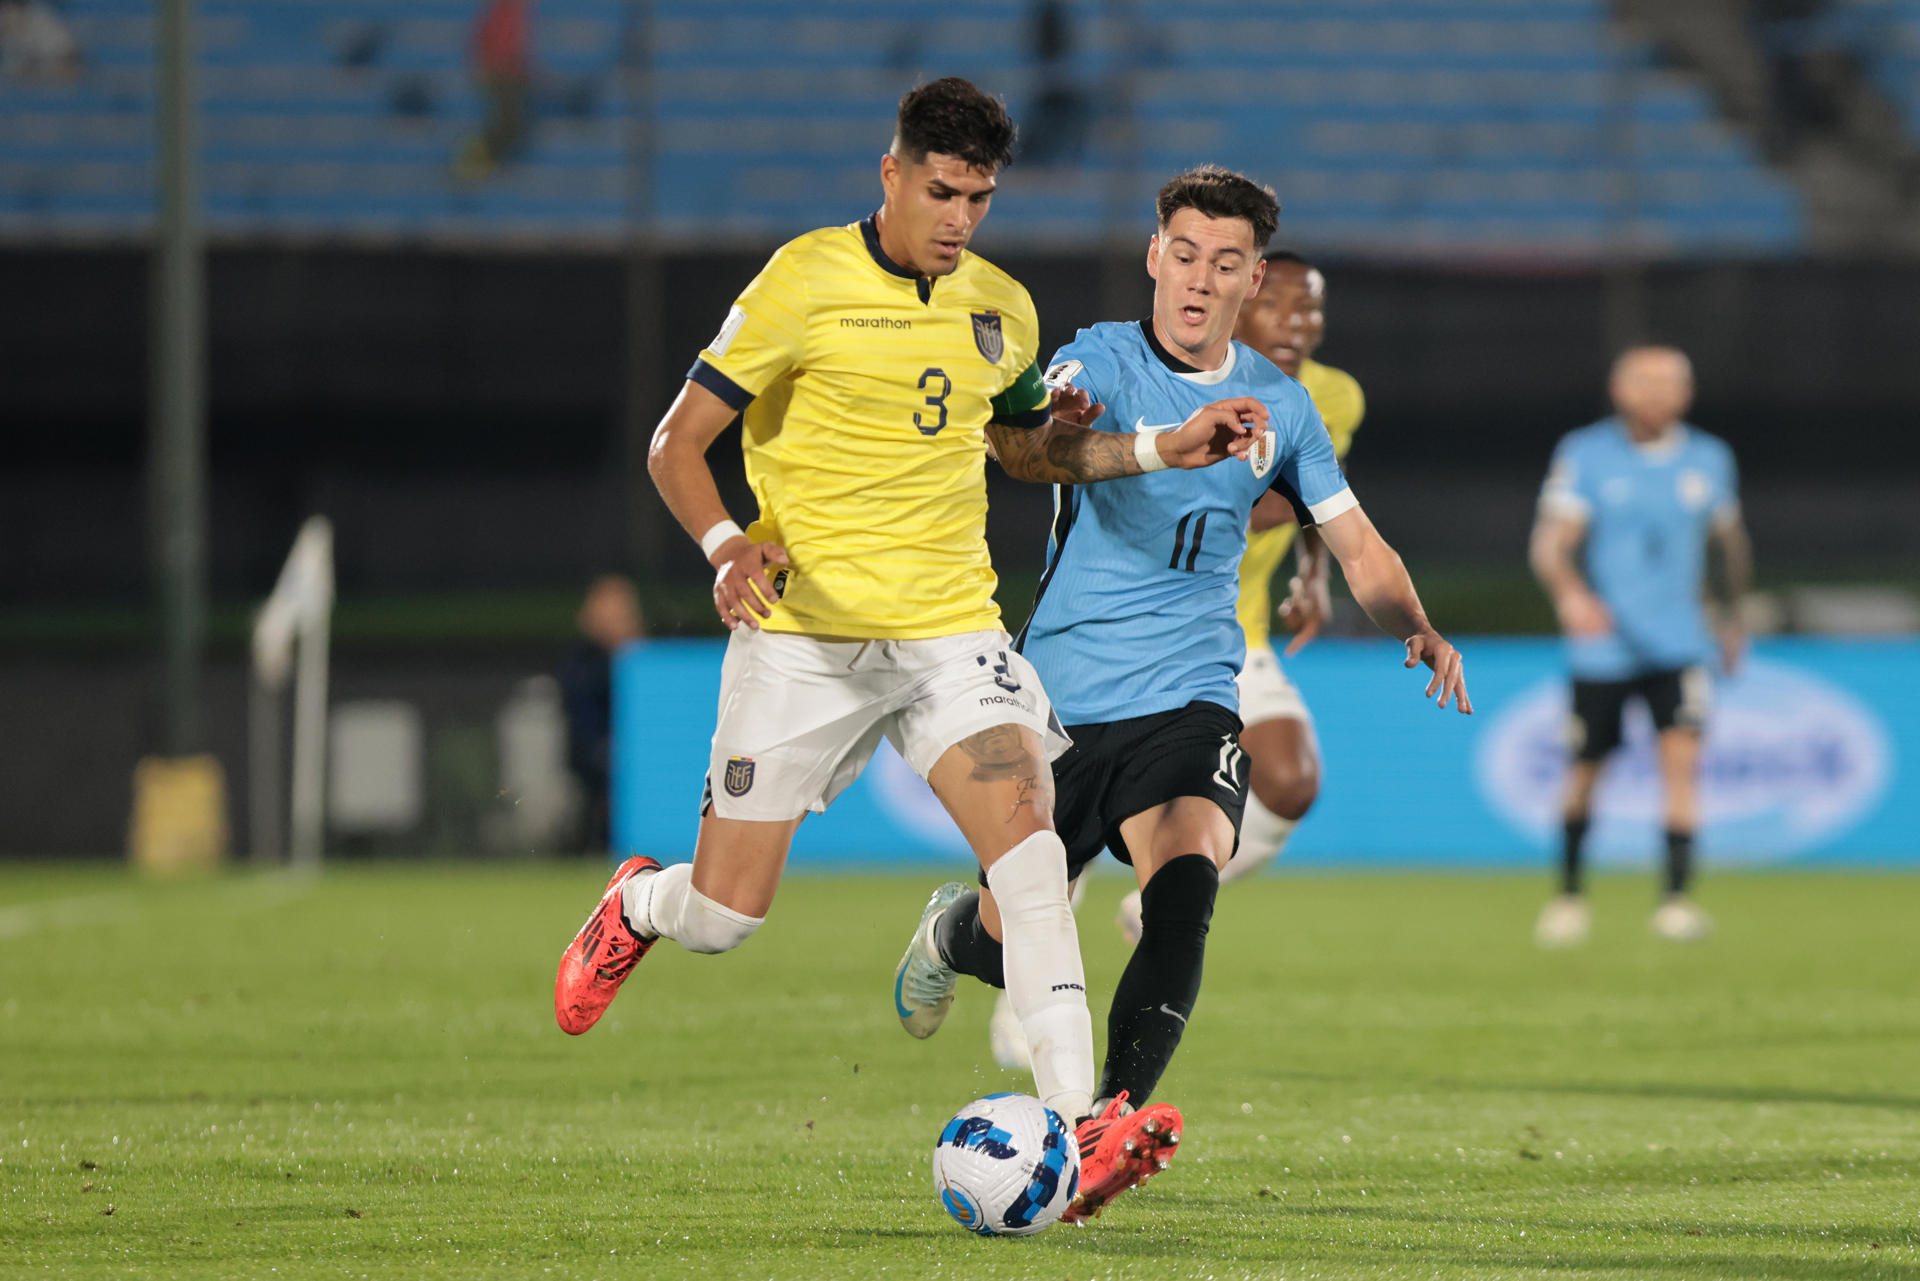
top-left (1016, 321), bottom-right (1355, 725)
top-left (1539, 417), bottom-right (1741, 680)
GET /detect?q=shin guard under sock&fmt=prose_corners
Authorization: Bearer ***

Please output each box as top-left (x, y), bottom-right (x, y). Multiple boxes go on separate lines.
top-left (986, 831), bottom-right (1094, 1124)
top-left (1098, 853), bottom-right (1219, 1105)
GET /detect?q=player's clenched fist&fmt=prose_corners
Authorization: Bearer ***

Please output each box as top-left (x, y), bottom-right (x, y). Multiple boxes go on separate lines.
top-left (1157, 396), bottom-right (1269, 469)
top-left (710, 537), bottom-right (789, 630)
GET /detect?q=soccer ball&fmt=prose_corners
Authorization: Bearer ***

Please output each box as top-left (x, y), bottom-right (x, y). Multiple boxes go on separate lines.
top-left (931, 1092), bottom-right (1080, 1236)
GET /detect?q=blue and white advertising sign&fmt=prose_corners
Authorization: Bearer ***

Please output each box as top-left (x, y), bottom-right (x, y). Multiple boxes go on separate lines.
top-left (612, 638), bottom-right (1914, 869)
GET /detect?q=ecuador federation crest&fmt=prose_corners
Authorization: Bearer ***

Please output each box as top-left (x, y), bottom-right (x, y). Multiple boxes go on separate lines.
top-left (723, 756), bottom-right (755, 797)
top-left (970, 310), bottom-right (1004, 364)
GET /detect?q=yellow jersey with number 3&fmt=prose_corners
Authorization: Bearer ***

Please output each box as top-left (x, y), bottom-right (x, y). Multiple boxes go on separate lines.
top-left (1237, 357), bottom-right (1366, 649)
top-left (690, 216), bottom-right (1051, 640)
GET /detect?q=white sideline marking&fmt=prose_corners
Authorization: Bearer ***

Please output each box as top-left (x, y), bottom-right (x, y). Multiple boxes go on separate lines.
top-left (0, 889), bottom-right (135, 941)
top-left (0, 869), bottom-right (317, 943)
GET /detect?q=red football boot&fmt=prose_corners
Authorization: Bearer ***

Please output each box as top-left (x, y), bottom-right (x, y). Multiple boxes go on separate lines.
top-left (1062, 1091), bottom-right (1182, 1224)
top-left (554, 856), bottom-right (661, 1035)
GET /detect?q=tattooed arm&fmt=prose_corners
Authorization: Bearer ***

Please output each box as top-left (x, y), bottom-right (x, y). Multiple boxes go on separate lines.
top-left (985, 417), bottom-right (1150, 484)
top-left (986, 390), bottom-right (1268, 485)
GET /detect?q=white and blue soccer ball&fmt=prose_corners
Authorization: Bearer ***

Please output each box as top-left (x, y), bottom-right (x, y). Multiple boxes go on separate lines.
top-left (931, 1092), bottom-right (1080, 1237)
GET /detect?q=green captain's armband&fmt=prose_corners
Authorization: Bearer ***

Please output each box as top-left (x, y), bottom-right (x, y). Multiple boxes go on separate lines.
top-left (988, 361), bottom-right (1050, 429)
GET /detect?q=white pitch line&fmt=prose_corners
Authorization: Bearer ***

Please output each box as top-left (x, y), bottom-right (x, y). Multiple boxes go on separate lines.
top-left (0, 887), bottom-right (137, 942)
top-left (0, 868), bottom-right (318, 943)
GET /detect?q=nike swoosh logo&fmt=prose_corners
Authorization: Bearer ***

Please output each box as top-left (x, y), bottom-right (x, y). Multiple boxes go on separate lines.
top-left (1133, 417), bottom-right (1182, 434)
top-left (894, 964), bottom-right (915, 1021)
top-left (1159, 1004), bottom-right (1188, 1024)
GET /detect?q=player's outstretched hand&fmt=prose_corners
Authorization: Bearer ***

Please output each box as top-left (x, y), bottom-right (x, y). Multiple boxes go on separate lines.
top-left (711, 539), bottom-right (789, 631)
top-left (1280, 572), bottom-right (1332, 657)
top-left (1158, 397), bottom-right (1269, 469)
top-left (1554, 588), bottom-right (1613, 638)
top-left (1718, 621), bottom-right (1746, 677)
top-left (1049, 384), bottom-right (1104, 431)
top-left (1404, 630), bottom-right (1472, 714)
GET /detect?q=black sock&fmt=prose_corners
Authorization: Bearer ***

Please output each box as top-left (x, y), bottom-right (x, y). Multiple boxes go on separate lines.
top-left (933, 890), bottom-right (1005, 989)
top-left (1665, 829), bottom-right (1695, 897)
top-left (1561, 816), bottom-right (1589, 896)
top-left (1097, 854), bottom-right (1218, 1105)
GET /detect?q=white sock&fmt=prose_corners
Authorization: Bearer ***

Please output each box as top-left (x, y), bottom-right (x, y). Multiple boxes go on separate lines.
top-left (986, 831), bottom-right (1095, 1123)
top-left (624, 862), bottom-right (762, 953)
top-left (1221, 793), bottom-right (1296, 885)
top-left (623, 862), bottom-right (690, 941)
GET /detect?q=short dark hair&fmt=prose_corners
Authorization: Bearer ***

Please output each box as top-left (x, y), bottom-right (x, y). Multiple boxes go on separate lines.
top-left (1263, 249), bottom-right (1313, 269)
top-left (1155, 165), bottom-right (1280, 250)
top-left (893, 78), bottom-right (1017, 173)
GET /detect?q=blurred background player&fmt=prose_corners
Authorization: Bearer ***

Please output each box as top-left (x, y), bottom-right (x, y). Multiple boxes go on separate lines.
top-left (454, 0), bottom-right (531, 180)
top-left (1530, 345), bottom-right (1752, 946)
top-left (558, 573), bottom-right (646, 854)
top-left (923, 167), bottom-right (1471, 1224)
top-left (1111, 249), bottom-right (1365, 942)
top-left (0, 0), bottom-right (82, 83)
top-left (553, 78), bottom-right (1263, 1143)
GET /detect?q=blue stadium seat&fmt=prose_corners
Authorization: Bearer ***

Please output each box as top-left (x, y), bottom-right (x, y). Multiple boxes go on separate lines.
top-left (0, 0), bottom-right (1803, 253)
top-left (1836, 0), bottom-right (1920, 142)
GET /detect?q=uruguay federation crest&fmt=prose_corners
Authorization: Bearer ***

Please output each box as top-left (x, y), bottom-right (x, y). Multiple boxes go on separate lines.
top-left (1248, 427), bottom-right (1278, 479)
top-left (723, 756), bottom-right (755, 797)
top-left (1678, 468), bottom-right (1712, 511)
top-left (970, 310), bottom-right (1004, 364)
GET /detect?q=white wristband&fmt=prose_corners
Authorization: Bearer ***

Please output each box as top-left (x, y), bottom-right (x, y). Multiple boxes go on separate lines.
top-left (700, 519), bottom-right (745, 559)
top-left (1134, 428), bottom-right (1168, 474)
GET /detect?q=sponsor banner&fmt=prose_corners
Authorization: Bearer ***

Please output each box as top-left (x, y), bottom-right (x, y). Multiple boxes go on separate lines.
top-left (612, 638), bottom-right (1914, 868)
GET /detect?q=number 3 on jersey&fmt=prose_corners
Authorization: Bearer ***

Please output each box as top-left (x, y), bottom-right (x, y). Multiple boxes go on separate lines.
top-left (914, 367), bottom-right (951, 437)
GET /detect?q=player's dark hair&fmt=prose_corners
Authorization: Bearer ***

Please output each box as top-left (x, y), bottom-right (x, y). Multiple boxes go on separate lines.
top-left (893, 77), bottom-right (1017, 173)
top-left (1263, 249), bottom-right (1313, 269)
top-left (1155, 165), bottom-right (1280, 250)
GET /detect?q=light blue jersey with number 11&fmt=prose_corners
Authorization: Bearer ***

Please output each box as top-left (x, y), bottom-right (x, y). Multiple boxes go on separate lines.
top-left (1015, 320), bottom-right (1354, 726)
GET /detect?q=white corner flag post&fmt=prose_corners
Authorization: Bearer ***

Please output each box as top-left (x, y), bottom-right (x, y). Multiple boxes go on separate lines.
top-left (250, 516), bottom-right (334, 869)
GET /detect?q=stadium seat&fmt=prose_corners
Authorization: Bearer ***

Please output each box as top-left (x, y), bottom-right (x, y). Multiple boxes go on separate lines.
top-left (0, 0), bottom-right (1804, 252)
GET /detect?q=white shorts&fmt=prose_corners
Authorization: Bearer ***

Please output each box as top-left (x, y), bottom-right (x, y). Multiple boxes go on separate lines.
top-left (703, 628), bottom-right (1071, 822)
top-left (1235, 644), bottom-right (1312, 728)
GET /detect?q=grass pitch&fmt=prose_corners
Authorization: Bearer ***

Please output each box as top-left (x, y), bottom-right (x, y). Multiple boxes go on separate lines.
top-left (2, 863), bottom-right (1917, 1280)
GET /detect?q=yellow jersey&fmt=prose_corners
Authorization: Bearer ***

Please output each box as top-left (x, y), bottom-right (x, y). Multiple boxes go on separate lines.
top-left (1236, 357), bottom-right (1366, 648)
top-left (691, 216), bottom-right (1051, 640)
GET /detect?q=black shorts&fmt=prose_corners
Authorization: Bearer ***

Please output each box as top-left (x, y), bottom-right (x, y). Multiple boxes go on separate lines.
top-left (1569, 665), bottom-right (1711, 761)
top-left (1050, 700), bottom-right (1249, 881)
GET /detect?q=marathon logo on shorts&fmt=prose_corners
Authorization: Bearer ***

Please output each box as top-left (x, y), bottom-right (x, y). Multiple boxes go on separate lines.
top-left (970, 310), bottom-right (1004, 365)
top-left (723, 756), bottom-right (755, 797)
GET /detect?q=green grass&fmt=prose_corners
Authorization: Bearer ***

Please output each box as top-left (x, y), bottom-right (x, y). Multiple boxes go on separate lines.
top-left (3, 865), bottom-right (1917, 1280)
